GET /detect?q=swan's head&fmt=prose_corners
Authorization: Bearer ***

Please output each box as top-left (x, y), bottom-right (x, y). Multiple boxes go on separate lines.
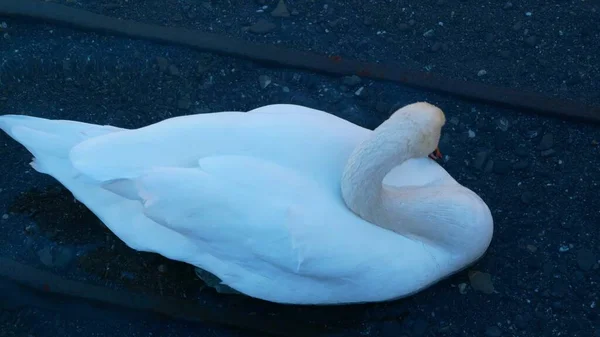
top-left (386, 102), bottom-right (446, 160)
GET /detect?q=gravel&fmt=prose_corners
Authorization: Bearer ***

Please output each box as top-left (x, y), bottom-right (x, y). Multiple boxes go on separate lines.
top-left (40, 0), bottom-right (600, 107)
top-left (0, 3), bottom-right (599, 337)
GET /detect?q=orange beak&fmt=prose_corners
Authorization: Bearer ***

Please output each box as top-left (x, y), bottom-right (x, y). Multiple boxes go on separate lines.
top-left (428, 147), bottom-right (442, 160)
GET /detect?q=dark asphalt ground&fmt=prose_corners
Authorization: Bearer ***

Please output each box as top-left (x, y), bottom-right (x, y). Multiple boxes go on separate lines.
top-left (0, 1), bottom-right (599, 337)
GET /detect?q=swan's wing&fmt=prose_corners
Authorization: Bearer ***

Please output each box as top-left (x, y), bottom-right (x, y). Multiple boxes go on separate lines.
top-left (101, 155), bottom-right (334, 279)
top-left (69, 104), bottom-right (366, 182)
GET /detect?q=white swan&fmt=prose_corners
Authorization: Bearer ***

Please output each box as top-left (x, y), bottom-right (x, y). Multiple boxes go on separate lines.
top-left (0, 102), bottom-right (493, 305)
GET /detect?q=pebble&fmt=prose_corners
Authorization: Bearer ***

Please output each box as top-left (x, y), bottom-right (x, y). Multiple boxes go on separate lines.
top-left (258, 75), bottom-right (272, 88)
top-left (521, 191), bottom-right (533, 204)
top-left (38, 247), bottom-right (53, 267)
top-left (503, 2), bottom-right (513, 9)
top-left (375, 101), bottom-right (390, 114)
top-left (398, 23), bottom-right (410, 31)
top-left (514, 313), bottom-right (532, 330)
top-left (496, 118), bottom-right (509, 131)
top-left (576, 249), bottom-right (597, 271)
top-left (512, 21), bottom-right (523, 31)
top-left (550, 280), bottom-right (568, 298)
top-left (168, 64), bottom-right (180, 76)
top-left (158, 264), bottom-right (168, 273)
top-left (493, 160), bottom-right (510, 174)
top-left (1, 213), bottom-right (7, 220)
top-left (538, 133), bottom-right (554, 150)
top-left (525, 35), bottom-right (538, 46)
top-left (484, 159), bottom-right (494, 173)
top-left (474, 151), bottom-right (490, 170)
top-left (271, 0), bottom-right (290, 17)
top-left (477, 70), bottom-right (487, 76)
top-left (430, 42), bottom-right (443, 52)
top-left (540, 149), bottom-right (556, 157)
top-left (342, 75), bottom-right (362, 87)
top-left (485, 326), bottom-right (502, 336)
top-left (53, 247), bottom-right (74, 269)
top-left (412, 319), bottom-right (429, 336)
top-left (156, 57), bottom-right (169, 72)
top-left (177, 98), bottom-right (191, 110)
top-left (468, 271), bottom-right (495, 294)
top-left (249, 19), bottom-right (277, 34)
top-left (512, 160), bottom-right (530, 170)
top-left (525, 130), bottom-right (539, 139)
top-left (515, 146), bottom-right (529, 157)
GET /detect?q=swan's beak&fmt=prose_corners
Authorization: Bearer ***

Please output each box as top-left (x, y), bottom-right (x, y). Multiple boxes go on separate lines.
top-left (428, 147), bottom-right (442, 160)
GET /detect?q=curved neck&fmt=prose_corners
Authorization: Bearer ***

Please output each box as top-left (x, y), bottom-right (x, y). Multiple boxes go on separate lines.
top-left (341, 123), bottom-right (412, 224)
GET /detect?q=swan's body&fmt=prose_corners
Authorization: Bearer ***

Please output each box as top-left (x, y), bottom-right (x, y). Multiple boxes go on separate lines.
top-left (0, 102), bottom-right (493, 305)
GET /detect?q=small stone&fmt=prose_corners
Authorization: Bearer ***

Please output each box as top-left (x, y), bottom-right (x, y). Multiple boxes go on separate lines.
top-left (412, 319), bottom-right (429, 336)
top-left (538, 133), bottom-right (553, 150)
top-left (493, 160), bottom-right (510, 174)
top-left (526, 244), bottom-right (537, 252)
top-left (249, 19), bottom-right (277, 34)
top-left (521, 192), bottom-right (533, 204)
top-left (515, 146), bottom-right (529, 157)
top-left (468, 130), bottom-right (476, 138)
top-left (576, 249), bottom-right (596, 271)
top-left (376, 101), bottom-right (390, 114)
top-left (423, 29), bottom-right (435, 37)
top-left (342, 75), bottom-right (362, 87)
top-left (525, 130), bottom-right (539, 139)
top-left (468, 271), bottom-right (494, 294)
top-left (512, 21), bottom-right (523, 31)
top-left (270, 0), bottom-right (290, 17)
top-left (474, 151), bottom-right (490, 170)
top-left (484, 159), bottom-right (494, 173)
top-left (499, 50), bottom-right (511, 59)
top-left (496, 118), bottom-right (509, 131)
top-left (177, 97), bottom-right (191, 110)
top-left (354, 86), bottom-right (367, 98)
top-left (258, 75), bottom-right (272, 89)
top-left (157, 264), bottom-right (168, 273)
top-left (155, 57), bottom-right (169, 72)
top-left (53, 247), bottom-right (74, 269)
top-left (550, 280), bottom-right (568, 297)
top-left (485, 326), bottom-right (502, 337)
top-left (477, 69), bottom-right (487, 76)
top-left (458, 282), bottom-right (468, 294)
top-left (168, 64), bottom-right (180, 76)
top-left (503, 2), bottom-right (513, 9)
top-left (525, 36), bottom-right (538, 46)
top-left (37, 247), bottom-right (53, 267)
top-left (514, 314), bottom-right (531, 330)
top-left (1, 214), bottom-right (8, 220)
top-left (513, 160), bottom-right (530, 170)
top-left (540, 149), bottom-right (556, 157)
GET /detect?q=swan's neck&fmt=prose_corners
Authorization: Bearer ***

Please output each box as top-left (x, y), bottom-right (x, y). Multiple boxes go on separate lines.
top-left (341, 123), bottom-right (412, 224)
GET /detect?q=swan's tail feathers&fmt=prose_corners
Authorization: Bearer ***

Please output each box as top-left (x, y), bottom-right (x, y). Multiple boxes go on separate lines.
top-left (0, 114), bottom-right (123, 173)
